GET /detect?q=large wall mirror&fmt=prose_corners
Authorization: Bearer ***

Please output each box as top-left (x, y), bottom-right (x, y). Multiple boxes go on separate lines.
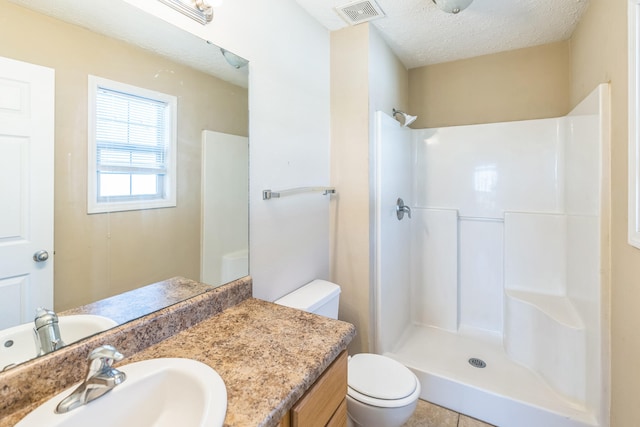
top-left (0, 0), bottom-right (248, 367)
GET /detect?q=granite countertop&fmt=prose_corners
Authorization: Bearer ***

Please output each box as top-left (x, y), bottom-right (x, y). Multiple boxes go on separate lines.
top-left (0, 277), bottom-right (355, 427)
top-left (61, 276), bottom-right (215, 325)
top-left (124, 298), bottom-right (355, 427)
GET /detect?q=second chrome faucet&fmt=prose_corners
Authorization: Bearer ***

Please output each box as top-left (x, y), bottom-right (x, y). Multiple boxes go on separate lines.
top-left (33, 308), bottom-right (64, 355)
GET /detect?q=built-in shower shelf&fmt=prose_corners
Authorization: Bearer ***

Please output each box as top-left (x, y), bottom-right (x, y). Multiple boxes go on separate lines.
top-left (505, 290), bottom-right (584, 329)
top-left (505, 290), bottom-right (587, 404)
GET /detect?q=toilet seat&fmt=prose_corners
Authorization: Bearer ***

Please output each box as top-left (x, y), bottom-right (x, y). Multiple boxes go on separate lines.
top-left (347, 385), bottom-right (420, 409)
top-left (347, 354), bottom-right (419, 408)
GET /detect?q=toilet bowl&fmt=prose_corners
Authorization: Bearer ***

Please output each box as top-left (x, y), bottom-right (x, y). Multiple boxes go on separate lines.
top-left (347, 353), bottom-right (420, 427)
top-left (274, 280), bottom-right (421, 427)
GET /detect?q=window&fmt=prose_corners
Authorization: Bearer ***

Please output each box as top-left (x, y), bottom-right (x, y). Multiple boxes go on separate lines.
top-left (87, 76), bottom-right (177, 214)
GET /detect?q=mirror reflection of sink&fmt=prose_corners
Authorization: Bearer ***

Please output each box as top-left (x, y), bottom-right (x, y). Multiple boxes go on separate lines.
top-left (16, 358), bottom-right (227, 427)
top-left (0, 315), bottom-right (117, 370)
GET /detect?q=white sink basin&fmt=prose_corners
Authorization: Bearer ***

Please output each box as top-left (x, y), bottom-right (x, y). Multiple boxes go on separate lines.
top-left (16, 358), bottom-right (227, 427)
top-left (0, 315), bottom-right (117, 370)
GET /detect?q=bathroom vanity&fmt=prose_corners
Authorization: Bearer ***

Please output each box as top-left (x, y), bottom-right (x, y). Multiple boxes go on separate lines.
top-left (0, 277), bottom-right (355, 427)
top-left (279, 351), bottom-right (348, 426)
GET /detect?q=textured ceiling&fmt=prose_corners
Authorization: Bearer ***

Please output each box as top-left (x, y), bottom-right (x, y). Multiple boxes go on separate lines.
top-left (294, 0), bottom-right (590, 69)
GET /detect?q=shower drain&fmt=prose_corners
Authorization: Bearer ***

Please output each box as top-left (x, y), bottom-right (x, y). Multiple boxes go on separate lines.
top-left (468, 357), bottom-right (487, 368)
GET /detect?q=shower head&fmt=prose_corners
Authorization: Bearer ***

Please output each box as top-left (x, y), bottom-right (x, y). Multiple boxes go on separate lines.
top-left (392, 108), bottom-right (417, 127)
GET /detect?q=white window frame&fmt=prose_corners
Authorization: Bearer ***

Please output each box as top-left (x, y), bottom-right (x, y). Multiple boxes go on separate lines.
top-left (629, 0), bottom-right (640, 248)
top-left (87, 75), bottom-right (177, 214)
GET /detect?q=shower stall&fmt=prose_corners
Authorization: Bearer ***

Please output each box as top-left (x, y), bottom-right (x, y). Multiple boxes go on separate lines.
top-left (372, 84), bottom-right (609, 427)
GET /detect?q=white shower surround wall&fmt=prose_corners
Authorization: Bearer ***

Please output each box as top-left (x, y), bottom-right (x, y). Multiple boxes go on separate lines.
top-left (373, 84), bottom-right (609, 427)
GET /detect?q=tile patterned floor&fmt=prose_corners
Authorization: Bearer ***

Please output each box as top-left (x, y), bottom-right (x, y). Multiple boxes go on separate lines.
top-left (403, 400), bottom-right (496, 427)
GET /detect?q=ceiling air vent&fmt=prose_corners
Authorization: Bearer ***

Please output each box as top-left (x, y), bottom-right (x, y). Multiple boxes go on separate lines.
top-left (335, 0), bottom-right (386, 26)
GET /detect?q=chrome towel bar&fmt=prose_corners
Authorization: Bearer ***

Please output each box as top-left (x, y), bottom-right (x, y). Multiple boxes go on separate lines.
top-left (262, 187), bottom-right (336, 200)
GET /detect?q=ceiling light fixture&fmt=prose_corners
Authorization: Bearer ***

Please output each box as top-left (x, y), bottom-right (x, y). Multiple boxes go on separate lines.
top-left (220, 48), bottom-right (248, 69)
top-left (432, 0), bottom-right (473, 14)
top-left (158, 0), bottom-right (213, 24)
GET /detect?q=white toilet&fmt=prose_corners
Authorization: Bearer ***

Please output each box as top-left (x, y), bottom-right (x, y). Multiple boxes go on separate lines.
top-left (275, 280), bottom-right (421, 427)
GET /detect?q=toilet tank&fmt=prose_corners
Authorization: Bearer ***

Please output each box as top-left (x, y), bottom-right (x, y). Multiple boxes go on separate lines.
top-left (274, 280), bottom-right (340, 319)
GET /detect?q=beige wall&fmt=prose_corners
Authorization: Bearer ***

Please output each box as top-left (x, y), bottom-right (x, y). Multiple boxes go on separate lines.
top-left (570, 0), bottom-right (633, 425)
top-left (369, 26), bottom-right (410, 117)
top-left (331, 24), bottom-right (371, 354)
top-left (330, 24), bottom-right (409, 354)
top-left (408, 41), bottom-right (571, 128)
top-left (0, 2), bottom-right (248, 310)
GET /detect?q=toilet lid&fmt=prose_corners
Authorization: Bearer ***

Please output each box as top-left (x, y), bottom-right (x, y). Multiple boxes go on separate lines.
top-left (348, 354), bottom-right (417, 400)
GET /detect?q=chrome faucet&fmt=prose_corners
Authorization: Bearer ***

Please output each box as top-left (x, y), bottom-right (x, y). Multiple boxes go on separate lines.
top-left (396, 197), bottom-right (412, 220)
top-left (34, 308), bottom-right (65, 355)
top-left (55, 345), bottom-right (127, 414)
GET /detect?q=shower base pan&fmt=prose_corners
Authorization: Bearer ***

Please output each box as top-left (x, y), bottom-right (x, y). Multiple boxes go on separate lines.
top-left (384, 325), bottom-right (599, 427)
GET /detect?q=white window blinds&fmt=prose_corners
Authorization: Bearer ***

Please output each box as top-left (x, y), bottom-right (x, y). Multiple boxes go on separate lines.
top-left (95, 87), bottom-right (168, 177)
top-left (88, 76), bottom-right (177, 214)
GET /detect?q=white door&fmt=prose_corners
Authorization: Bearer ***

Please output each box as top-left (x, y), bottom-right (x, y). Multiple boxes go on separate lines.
top-left (0, 56), bottom-right (54, 329)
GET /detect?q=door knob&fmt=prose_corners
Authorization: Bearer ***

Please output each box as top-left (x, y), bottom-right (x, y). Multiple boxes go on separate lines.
top-left (33, 250), bottom-right (49, 262)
